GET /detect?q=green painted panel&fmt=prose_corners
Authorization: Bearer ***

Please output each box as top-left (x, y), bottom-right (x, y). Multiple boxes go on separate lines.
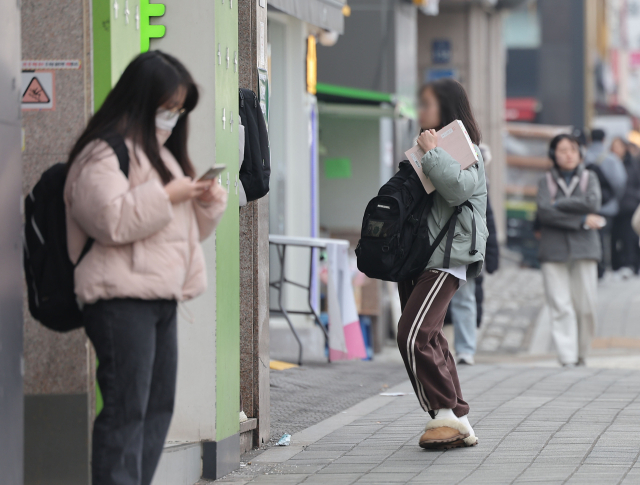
top-left (324, 157), bottom-right (352, 179)
top-left (92, 0), bottom-right (147, 416)
top-left (214, 0), bottom-right (240, 442)
top-left (110, 0), bottom-right (143, 86)
top-left (92, 0), bottom-right (112, 110)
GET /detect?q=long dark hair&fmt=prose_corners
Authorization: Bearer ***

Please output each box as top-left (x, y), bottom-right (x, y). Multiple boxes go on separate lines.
top-left (67, 50), bottom-right (199, 183)
top-left (420, 79), bottom-right (481, 145)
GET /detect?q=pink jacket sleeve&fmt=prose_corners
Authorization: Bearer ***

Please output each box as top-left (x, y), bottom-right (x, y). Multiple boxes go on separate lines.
top-left (192, 191), bottom-right (228, 241)
top-left (69, 144), bottom-right (174, 245)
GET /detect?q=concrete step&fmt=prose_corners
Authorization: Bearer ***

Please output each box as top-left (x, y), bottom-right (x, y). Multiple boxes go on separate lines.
top-left (269, 317), bottom-right (327, 364)
top-left (151, 442), bottom-right (201, 485)
top-left (240, 417), bottom-right (258, 453)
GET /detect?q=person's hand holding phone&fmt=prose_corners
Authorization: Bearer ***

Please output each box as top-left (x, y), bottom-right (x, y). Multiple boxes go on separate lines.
top-left (198, 178), bottom-right (227, 204)
top-left (417, 129), bottom-right (438, 153)
top-left (164, 176), bottom-right (211, 204)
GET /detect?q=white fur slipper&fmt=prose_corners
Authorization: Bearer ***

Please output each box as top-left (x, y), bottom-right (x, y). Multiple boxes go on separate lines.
top-left (419, 418), bottom-right (470, 450)
top-left (463, 435), bottom-right (478, 447)
top-left (424, 418), bottom-right (469, 434)
top-left (459, 415), bottom-right (478, 447)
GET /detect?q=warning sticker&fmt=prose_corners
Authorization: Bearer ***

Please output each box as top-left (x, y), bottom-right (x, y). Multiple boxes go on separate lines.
top-left (21, 71), bottom-right (55, 110)
top-left (22, 60), bottom-right (81, 70)
top-left (23, 77), bottom-right (50, 103)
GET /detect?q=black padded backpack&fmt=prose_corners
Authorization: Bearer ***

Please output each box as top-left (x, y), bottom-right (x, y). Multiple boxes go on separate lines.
top-left (355, 161), bottom-right (476, 282)
top-left (238, 88), bottom-right (270, 201)
top-left (23, 133), bottom-right (129, 332)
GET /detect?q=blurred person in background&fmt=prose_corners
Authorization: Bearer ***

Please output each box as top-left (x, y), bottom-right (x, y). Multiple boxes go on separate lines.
top-left (474, 148), bottom-right (499, 328)
top-left (611, 137), bottom-right (640, 277)
top-left (537, 134), bottom-right (602, 367)
top-left (449, 143), bottom-right (499, 366)
top-left (584, 129), bottom-right (627, 278)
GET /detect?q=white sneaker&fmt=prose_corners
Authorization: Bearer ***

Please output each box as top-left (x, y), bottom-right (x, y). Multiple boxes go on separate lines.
top-left (618, 267), bottom-right (634, 280)
top-left (457, 354), bottom-right (475, 366)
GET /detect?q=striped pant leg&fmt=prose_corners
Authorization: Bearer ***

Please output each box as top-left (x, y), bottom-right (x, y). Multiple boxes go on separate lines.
top-left (396, 269), bottom-right (470, 418)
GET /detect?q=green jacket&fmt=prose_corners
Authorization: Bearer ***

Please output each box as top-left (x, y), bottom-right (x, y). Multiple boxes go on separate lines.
top-left (420, 146), bottom-right (489, 278)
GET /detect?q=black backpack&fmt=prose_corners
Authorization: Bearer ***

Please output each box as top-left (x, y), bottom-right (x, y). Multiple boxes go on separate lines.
top-left (23, 133), bottom-right (129, 332)
top-left (238, 88), bottom-right (270, 201)
top-left (355, 161), bottom-right (476, 282)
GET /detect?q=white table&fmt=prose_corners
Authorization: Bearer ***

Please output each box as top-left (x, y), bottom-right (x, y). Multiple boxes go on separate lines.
top-left (269, 235), bottom-right (350, 365)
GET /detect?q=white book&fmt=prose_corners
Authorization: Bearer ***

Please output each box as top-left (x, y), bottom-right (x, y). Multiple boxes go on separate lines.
top-left (404, 119), bottom-right (479, 194)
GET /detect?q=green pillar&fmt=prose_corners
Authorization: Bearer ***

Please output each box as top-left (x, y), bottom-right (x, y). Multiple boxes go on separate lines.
top-left (214, 0), bottom-right (240, 474)
top-left (93, 0), bottom-right (165, 110)
top-left (91, 0), bottom-right (166, 414)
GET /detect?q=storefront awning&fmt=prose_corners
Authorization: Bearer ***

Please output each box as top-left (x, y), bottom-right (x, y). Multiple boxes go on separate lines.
top-left (315, 83), bottom-right (417, 120)
top-left (318, 102), bottom-right (397, 119)
top-left (269, 0), bottom-right (346, 34)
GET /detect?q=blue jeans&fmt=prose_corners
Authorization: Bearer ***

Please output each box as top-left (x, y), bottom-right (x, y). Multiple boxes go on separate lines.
top-left (450, 278), bottom-right (477, 357)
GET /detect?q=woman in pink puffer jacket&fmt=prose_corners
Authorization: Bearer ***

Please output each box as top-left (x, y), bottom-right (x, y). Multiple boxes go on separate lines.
top-left (64, 51), bottom-right (227, 485)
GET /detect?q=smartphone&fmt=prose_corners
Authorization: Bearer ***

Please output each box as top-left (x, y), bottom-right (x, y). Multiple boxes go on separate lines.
top-left (198, 165), bottom-right (226, 181)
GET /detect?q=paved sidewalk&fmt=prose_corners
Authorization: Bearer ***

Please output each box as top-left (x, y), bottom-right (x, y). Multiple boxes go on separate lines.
top-left (269, 355), bottom-right (408, 442)
top-left (478, 264), bottom-right (640, 356)
top-left (477, 265), bottom-right (545, 354)
top-left (596, 273), bottom-right (640, 344)
top-left (217, 364), bottom-right (640, 485)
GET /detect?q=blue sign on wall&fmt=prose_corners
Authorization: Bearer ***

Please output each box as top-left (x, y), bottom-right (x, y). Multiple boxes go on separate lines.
top-left (432, 39), bottom-right (451, 64)
top-left (425, 68), bottom-right (458, 83)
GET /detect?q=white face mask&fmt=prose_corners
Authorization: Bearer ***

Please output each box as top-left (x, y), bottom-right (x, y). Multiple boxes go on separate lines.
top-left (155, 109), bottom-right (181, 132)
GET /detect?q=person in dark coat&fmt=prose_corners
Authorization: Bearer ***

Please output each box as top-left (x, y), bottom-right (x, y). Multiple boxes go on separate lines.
top-left (585, 129), bottom-right (627, 278)
top-left (475, 193), bottom-right (499, 326)
top-left (538, 134), bottom-right (602, 366)
top-left (611, 138), bottom-right (640, 275)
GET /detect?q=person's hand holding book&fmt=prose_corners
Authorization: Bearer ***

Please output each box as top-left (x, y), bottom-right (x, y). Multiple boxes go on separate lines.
top-left (417, 129), bottom-right (438, 153)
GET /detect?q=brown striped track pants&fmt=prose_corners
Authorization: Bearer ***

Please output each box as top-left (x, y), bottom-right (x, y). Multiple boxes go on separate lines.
top-left (397, 269), bottom-right (470, 419)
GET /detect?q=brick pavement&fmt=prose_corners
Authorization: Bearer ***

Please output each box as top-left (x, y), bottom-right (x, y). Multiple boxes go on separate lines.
top-left (215, 365), bottom-right (640, 485)
top-left (477, 263), bottom-right (640, 356)
top-left (476, 264), bottom-right (545, 355)
top-left (596, 274), bottom-right (640, 343)
top-left (203, 266), bottom-right (640, 484)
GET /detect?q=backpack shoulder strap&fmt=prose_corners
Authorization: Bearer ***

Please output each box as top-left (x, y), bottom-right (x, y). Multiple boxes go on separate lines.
top-left (546, 172), bottom-right (558, 202)
top-left (441, 201), bottom-right (477, 268)
top-left (99, 132), bottom-right (130, 177)
top-left (579, 169), bottom-right (590, 194)
top-left (463, 201), bottom-right (477, 256)
top-left (76, 236), bottom-right (94, 266)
